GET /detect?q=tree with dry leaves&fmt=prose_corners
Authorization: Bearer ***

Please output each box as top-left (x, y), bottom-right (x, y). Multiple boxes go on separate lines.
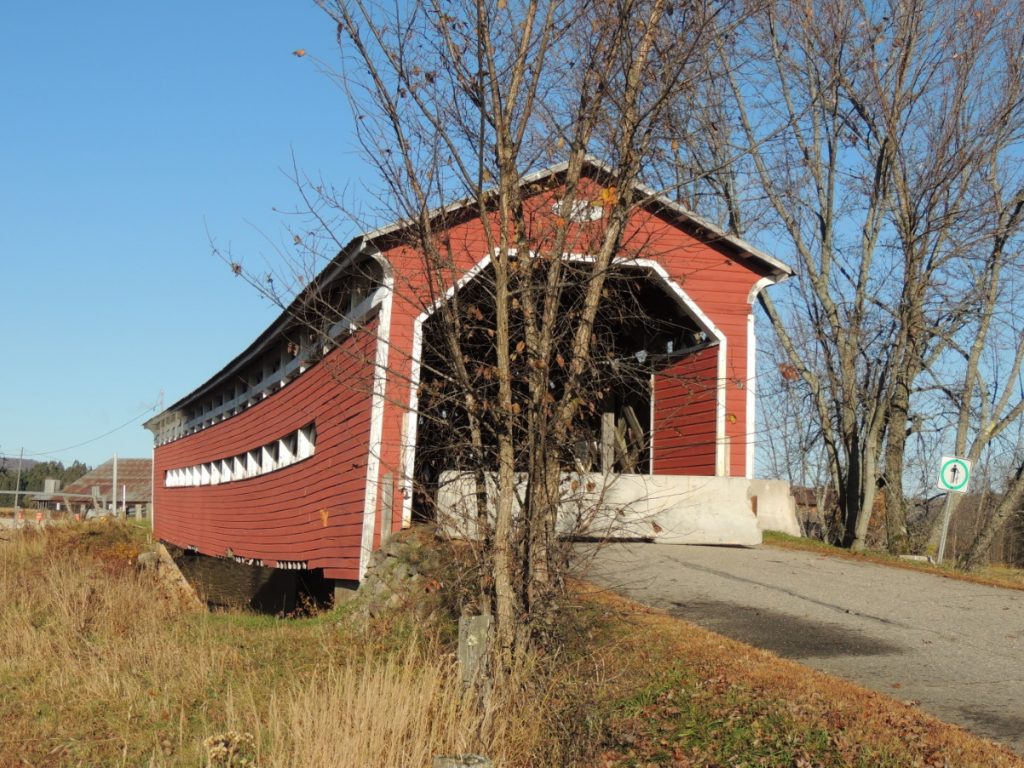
top-left (222, 0), bottom-right (753, 675)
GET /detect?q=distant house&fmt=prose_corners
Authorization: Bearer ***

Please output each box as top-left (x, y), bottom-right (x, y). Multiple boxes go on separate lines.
top-left (34, 458), bottom-right (152, 517)
top-left (144, 159), bottom-right (796, 593)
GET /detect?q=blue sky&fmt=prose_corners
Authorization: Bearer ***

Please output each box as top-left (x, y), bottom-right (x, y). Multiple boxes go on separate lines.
top-left (1, 2), bottom-right (374, 467)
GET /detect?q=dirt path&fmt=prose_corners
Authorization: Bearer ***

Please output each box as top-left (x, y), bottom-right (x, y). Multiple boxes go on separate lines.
top-left (583, 541), bottom-right (1024, 753)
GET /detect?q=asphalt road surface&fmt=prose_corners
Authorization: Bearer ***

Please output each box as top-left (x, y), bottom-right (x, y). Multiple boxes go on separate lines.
top-left (583, 542), bottom-right (1024, 753)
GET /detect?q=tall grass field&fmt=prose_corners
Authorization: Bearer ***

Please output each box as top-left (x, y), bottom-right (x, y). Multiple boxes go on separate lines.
top-left (1, 521), bottom-right (1020, 767)
top-left (0, 523), bottom-right (578, 767)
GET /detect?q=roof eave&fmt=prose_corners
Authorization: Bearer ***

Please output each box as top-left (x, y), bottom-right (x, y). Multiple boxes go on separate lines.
top-left (152, 236), bottom-right (374, 420)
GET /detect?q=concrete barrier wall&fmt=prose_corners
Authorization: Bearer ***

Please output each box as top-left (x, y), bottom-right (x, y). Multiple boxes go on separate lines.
top-left (748, 478), bottom-right (802, 536)
top-left (435, 471), bottom-right (804, 546)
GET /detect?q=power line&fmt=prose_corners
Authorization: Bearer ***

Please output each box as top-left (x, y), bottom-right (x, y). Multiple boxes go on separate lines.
top-left (21, 402), bottom-right (161, 459)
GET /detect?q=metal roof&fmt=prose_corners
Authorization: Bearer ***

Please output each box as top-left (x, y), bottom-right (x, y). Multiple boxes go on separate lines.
top-left (57, 458), bottom-right (152, 502)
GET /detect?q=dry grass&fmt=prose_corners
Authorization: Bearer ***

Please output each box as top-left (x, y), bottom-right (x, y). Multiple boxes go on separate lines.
top-left (581, 584), bottom-right (1024, 767)
top-left (0, 522), bottom-right (586, 767)
top-left (2, 522), bottom-right (1020, 767)
top-left (229, 648), bottom-right (564, 768)
top-left (0, 523), bottom-right (238, 766)
top-left (976, 563), bottom-right (1024, 588)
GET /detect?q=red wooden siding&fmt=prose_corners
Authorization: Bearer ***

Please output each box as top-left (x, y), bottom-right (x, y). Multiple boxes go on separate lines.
top-left (153, 325), bottom-right (378, 580)
top-left (652, 345), bottom-right (718, 475)
top-left (619, 207), bottom-right (769, 476)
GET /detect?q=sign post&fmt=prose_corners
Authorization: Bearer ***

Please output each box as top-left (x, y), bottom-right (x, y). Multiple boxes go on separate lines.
top-left (936, 456), bottom-right (972, 564)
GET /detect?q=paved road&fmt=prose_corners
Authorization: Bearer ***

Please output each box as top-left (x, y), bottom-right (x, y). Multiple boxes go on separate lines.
top-left (583, 542), bottom-right (1024, 753)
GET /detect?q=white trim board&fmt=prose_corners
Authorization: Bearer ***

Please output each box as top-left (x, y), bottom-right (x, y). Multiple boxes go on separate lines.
top-left (359, 251), bottom-right (395, 580)
top-left (401, 253), bottom-right (496, 528)
top-left (745, 277), bottom-right (775, 479)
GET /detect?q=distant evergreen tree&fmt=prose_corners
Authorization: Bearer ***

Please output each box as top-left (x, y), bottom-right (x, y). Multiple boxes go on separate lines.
top-left (0, 459), bottom-right (91, 494)
top-left (64, 460), bottom-right (89, 485)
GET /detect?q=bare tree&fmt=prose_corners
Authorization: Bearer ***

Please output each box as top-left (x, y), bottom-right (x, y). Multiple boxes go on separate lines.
top-left (223, 0), bottom-right (744, 673)
top-left (940, 174), bottom-right (1024, 568)
top-left (671, 0), bottom-right (1024, 551)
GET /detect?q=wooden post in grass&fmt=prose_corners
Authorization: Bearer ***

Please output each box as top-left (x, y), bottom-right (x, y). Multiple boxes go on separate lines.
top-left (12, 448), bottom-right (23, 514)
top-left (458, 614), bottom-right (491, 686)
top-left (111, 454), bottom-right (118, 519)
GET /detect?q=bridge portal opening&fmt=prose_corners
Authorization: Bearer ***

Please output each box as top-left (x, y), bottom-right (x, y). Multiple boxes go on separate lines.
top-left (410, 259), bottom-right (714, 521)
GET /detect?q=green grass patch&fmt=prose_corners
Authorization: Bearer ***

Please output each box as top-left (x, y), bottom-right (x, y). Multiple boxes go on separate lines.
top-left (605, 660), bottom-right (857, 766)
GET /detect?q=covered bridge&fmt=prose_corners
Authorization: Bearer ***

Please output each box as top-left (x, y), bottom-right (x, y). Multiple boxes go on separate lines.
top-left (144, 160), bottom-right (795, 594)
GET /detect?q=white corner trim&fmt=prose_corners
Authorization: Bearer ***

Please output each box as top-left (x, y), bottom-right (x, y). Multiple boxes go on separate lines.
top-left (744, 277), bottom-right (774, 479)
top-left (747, 277), bottom-right (775, 304)
top-left (401, 323), bottom-right (423, 528)
top-left (150, 444), bottom-right (157, 534)
top-left (745, 313), bottom-right (756, 479)
top-left (648, 371), bottom-right (656, 474)
top-left (716, 340), bottom-right (729, 476)
top-left (359, 254), bottom-right (395, 580)
top-left (401, 252), bottom-right (496, 529)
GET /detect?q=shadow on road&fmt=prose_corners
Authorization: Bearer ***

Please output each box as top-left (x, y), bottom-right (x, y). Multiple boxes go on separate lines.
top-left (670, 600), bottom-right (904, 659)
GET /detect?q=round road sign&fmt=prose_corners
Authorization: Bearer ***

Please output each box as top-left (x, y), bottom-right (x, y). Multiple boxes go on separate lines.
top-left (937, 456), bottom-right (972, 493)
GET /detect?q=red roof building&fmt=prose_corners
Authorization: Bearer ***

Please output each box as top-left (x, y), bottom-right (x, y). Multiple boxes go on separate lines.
top-left (35, 458), bottom-right (152, 515)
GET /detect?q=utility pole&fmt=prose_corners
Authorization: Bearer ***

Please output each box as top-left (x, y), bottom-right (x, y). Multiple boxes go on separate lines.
top-left (111, 453), bottom-right (118, 519)
top-left (13, 447), bottom-right (23, 514)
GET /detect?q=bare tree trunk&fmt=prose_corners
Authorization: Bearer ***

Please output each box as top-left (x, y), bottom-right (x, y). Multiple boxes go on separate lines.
top-left (882, 385), bottom-right (913, 553)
